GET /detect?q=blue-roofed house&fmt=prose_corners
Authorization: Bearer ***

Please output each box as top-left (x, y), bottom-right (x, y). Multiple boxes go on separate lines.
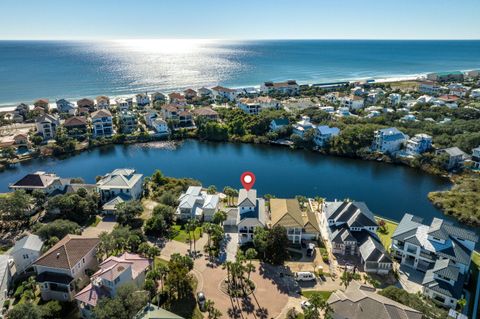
top-left (314, 125), bottom-right (340, 148)
top-left (269, 118), bottom-right (289, 132)
top-left (236, 189), bottom-right (266, 244)
top-left (371, 127), bottom-right (408, 154)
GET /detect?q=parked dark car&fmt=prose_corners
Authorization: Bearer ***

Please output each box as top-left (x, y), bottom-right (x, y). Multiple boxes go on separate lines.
top-left (197, 291), bottom-right (206, 311)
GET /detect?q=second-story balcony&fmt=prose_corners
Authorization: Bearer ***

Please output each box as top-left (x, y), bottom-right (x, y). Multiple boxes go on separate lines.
top-left (406, 246), bottom-right (417, 255)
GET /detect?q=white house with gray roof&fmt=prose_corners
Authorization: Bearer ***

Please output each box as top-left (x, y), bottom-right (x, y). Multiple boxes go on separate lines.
top-left (436, 147), bottom-right (468, 170)
top-left (321, 201), bottom-right (392, 274)
top-left (176, 186), bottom-right (219, 221)
top-left (96, 168), bottom-right (143, 205)
top-left (391, 214), bottom-right (478, 308)
top-left (237, 189), bottom-right (266, 244)
top-left (11, 234), bottom-right (44, 274)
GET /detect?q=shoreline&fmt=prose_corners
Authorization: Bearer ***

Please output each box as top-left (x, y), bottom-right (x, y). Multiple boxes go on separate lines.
top-left (0, 69), bottom-right (464, 110)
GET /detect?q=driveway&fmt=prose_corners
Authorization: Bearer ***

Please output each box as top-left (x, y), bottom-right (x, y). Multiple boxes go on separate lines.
top-left (223, 226), bottom-right (239, 262)
top-left (196, 260), bottom-right (291, 319)
top-left (396, 264), bottom-right (425, 293)
top-left (82, 216), bottom-right (117, 237)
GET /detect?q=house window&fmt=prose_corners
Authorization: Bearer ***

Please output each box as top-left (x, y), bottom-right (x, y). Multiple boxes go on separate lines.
top-left (23, 254), bottom-right (29, 259)
top-left (114, 277), bottom-right (120, 284)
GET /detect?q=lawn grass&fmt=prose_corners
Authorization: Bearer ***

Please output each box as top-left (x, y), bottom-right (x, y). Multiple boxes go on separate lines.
top-left (301, 290), bottom-right (333, 300)
top-left (375, 216), bottom-right (398, 252)
top-left (472, 251), bottom-right (480, 268)
top-left (171, 225), bottom-right (203, 243)
top-left (155, 257), bottom-right (169, 267)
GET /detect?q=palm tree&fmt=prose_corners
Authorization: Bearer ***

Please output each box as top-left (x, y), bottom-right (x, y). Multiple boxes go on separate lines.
top-left (245, 248), bottom-right (257, 280)
top-left (185, 219), bottom-right (194, 253)
top-left (457, 298), bottom-right (466, 313)
top-left (340, 270), bottom-right (352, 289)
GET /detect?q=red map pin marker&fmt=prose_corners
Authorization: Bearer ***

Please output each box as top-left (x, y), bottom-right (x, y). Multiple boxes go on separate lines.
top-left (240, 172), bottom-right (256, 191)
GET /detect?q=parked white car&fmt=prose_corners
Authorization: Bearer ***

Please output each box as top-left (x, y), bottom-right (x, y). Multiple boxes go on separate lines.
top-left (295, 271), bottom-right (316, 281)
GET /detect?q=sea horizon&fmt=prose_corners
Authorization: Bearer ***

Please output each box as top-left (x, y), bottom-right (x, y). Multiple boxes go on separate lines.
top-left (1, 39), bottom-right (480, 107)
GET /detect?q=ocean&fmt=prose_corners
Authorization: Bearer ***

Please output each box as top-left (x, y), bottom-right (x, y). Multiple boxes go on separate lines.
top-left (1, 39), bottom-right (480, 106)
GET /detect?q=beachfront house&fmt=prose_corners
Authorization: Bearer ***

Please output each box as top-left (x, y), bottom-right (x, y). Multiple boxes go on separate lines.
top-left (405, 134), bottom-right (432, 156)
top-left (211, 86), bottom-right (238, 101)
top-left (10, 234), bottom-right (44, 274)
top-left (63, 116), bottom-right (88, 138)
top-left (176, 186), bottom-right (219, 221)
top-left (75, 253), bottom-right (150, 319)
top-left (115, 98), bottom-right (130, 111)
top-left (198, 87), bottom-right (213, 98)
top-left (34, 98), bottom-right (50, 112)
top-left (327, 281), bottom-right (423, 319)
top-left (270, 118), bottom-right (289, 132)
top-left (135, 93), bottom-right (151, 108)
top-left (427, 71), bottom-right (464, 82)
top-left (321, 201), bottom-right (392, 274)
top-left (119, 111), bottom-right (137, 134)
top-left (150, 92), bottom-right (166, 105)
top-left (9, 171), bottom-right (64, 194)
top-left (418, 81), bottom-right (442, 95)
top-left (314, 125), bottom-right (340, 148)
top-left (77, 98), bottom-right (95, 112)
top-left (183, 88), bottom-right (197, 99)
top-left (34, 235), bottom-right (100, 301)
top-left (35, 113), bottom-right (60, 140)
top-left (95, 96), bottom-right (110, 109)
top-left (371, 127), bottom-right (408, 154)
top-left (96, 168), bottom-right (143, 205)
top-left (56, 99), bottom-right (77, 115)
top-left (292, 116), bottom-right (315, 138)
top-left (269, 198), bottom-right (320, 244)
top-left (260, 80), bottom-right (299, 95)
top-left (391, 214), bottom-right (478, 308)
top-left (236, 189), bottom-right (266, 244)
top-left (91, 109), bottom-right (113, 137)
top-left (472, 146), bottom-right (480, 170)
top-left (435, 147), bottom-right (468, 170)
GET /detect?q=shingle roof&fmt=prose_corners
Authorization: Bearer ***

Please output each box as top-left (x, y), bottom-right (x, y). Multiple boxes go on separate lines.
top-left (428, 218), bottom-right (478, 243)
top-left (97, 169), bottom-right (143, 189)
top-left (10, 172), bottom-right (58, 189)
top-left (91, 109), bottom-right (112, 119)
top-left (325, 201), bottom-right (377, 228)
top-left (327, 281), bottom-right (423, 319)
top-left (13, 234), bottom-right (43, 253)
top-left (64, 116), bottom-right (87, 127)
top-left (34, 235), bottom-right (99, 270)
top-left (423, 266), bottom-right (465, 299)
top-left (134, 304), bottom-right (184, 319)
top-left (270, 199), bottom-right (304, 228)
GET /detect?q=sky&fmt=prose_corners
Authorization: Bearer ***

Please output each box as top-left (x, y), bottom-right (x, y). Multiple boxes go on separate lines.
top-left (0, 0), bottom-right (479, 40)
